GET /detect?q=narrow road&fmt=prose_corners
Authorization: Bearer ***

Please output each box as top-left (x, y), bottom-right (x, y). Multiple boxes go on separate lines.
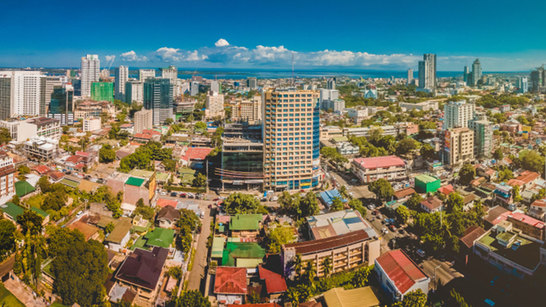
top-left (186, 206), bottom-right (212, 291)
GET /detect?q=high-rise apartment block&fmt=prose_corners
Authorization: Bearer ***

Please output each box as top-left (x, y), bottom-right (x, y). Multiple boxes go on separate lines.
top-left (115, 66), bottom-right (129, 101)
top-left (40, 76), bottom-right (63, 116)
top-left (205, 92), bottom-right (225, 119)
top-left (443, 100), bottom-right (475, 130)
top-left (230, 95), bottom-right (262, 124)
top-left (518, 76), bottom-right (529, 93)
top-left (81, 54), bottom-right (100, 97)
top-left (125, 80), bottom-right (144, 105)
top-left (210, 80), bottom-right (220, 94)
top-left (418, 54), bottom-right (436, 91)
top-left (134, 109), bottom-right (153, 134)
top-left (263, 89), bottom-right (320, 191)
top-left (443, 127), bottom-right (474, 166)
top-left (160, 66), bottom-right (178, 81)
top-left (139, 69), bottom-right (156, 82)
top-left (407, 69), bottom-right (413, 84)
top-left (247, 77), bottom-right (258, 90)
top-left (0, 71), bottom-right (43, 117)
top-left (143, 78), bottom-right (173, 125)
top-left (468, 59), bottom-right (482, 87)
top-left (469, 113), bottom-right (493, 159)
top-left (327, 77), bottom-right (336, 90)
top-left (530, 65), bottom-right (546, 93)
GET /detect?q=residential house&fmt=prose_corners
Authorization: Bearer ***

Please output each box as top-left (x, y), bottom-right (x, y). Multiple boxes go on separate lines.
top-left (156, 206), bottom-right (180, 228)
top-left (105, 217), bottom-right (133, 252)
top-left (420, 196), bottom-right (443, 213)
top-left (374, 249), bottom-right (430, 302)
top-left (215, 266), bottom-right (247, 306)
top-left (230, 214), bottom-right (263, 239)
top-left (258, 266), bottom-right (287, 303)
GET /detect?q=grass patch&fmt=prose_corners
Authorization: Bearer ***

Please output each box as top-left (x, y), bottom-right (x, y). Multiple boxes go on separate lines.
top-left (187, 248), bottom-right (196, 272)
top-left (0, 283), bottom-right (25, 307)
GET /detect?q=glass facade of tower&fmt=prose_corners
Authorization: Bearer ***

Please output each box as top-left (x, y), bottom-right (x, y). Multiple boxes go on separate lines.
top-left (90, 82), bottom-right (114, 102)
top-left (143, 78), bottom-right (173, 125)
top-left (0, 78), bottom-right (11, 120)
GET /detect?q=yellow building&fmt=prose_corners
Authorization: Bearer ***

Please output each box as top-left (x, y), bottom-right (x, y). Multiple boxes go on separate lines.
top-left (444, 127), bottom-right (474, 166)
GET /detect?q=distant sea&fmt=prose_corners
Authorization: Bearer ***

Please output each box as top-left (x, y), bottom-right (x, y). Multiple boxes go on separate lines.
top-left (35, 67), bottom-right (528, 80)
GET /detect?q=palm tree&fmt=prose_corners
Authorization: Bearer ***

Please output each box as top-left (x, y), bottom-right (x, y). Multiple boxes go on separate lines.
top-left (304, 261), bottom-right (316, 284)
top-left (321, 257), bottom-right (332, 277)
top-left (293, 254), bottom-right (302, 279)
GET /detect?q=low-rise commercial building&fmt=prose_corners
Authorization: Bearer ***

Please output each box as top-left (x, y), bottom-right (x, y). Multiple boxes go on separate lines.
top-left (351, 155), bottom-right (407, 184)
top-left (83, 117), bottom-right (101, 132)
top-left (22, 137), bottom-right (58, 161)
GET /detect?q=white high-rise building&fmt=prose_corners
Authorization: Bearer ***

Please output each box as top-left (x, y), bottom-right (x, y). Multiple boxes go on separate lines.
top-left (115, 66), bottom-right (129, 101)
top-left (407, 68), bottom-right (413, 84)
top-left (210, 80), bottom-right (220, 94)
top-left (0, 71), bottom-right (43, 117)
top-left (138, 69), bottom-right (156, 82)
top-left (443, 100), bottom-right (475, 130)
top-left (81, 54), bottom-right (100, 98)
top-left (205, 92), bottom-right (225, 119)
top-left (161, 66), bottom-right (178, 81)
top-left (134, 109), bottom-right (153, 134)
top-left (418, 54), bottom-right (436, 91)
top-left (125, 80), bottom-right (144, 105)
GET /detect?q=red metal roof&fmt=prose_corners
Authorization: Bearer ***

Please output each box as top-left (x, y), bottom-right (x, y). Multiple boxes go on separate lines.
top-left (353, 155), bottom-right (405, 170)
top-left (182, 147), bottom-right (213, 161)
top-left (438, 184), bottom-right (454, 195)
top-left (258, 266), bottom-right (287, 294)
top-left (33, 165), bottom-right (50, 175)
top-left (156, 198), bottom-right (177, 208)
top-left (515, 171), bottom-right (540, 185)
top-left (507, 212), bottom-right (545, 229)
top-left (214, 267), bottom-right (247, 294)
top-left (376, 249), bottom-right (427, 294)
top-left (66, 155), bottom-right (84, 164)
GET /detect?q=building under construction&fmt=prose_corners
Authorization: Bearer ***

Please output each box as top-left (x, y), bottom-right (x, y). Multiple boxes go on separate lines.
top-left (218, 123), bottom-right (263, 190)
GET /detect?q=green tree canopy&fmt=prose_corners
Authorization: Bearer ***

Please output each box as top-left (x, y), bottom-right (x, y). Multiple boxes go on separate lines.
top-left (279, 191), bottom-right (319, 221)
top-left (368, 178), bottom-right (394, 201)
top-left (458, 163), bottom-right (476, 186)
top-left (0, 220), bottom-right (16, 260)
top-left (99, 144), bottom-right (116, 163)
top-left (223, 193), bottom-right (262, 215)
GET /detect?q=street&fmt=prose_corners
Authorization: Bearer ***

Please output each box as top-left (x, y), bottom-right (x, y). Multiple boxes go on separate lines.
top-left (186, 205), bottom-right (212, 291)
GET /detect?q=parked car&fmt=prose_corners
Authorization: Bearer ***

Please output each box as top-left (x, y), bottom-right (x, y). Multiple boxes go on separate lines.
top-left (389, 224), bottom-right (396, 231)
top-left (416, 249), bottom-right (426, 258)
top-left (170, 192), bottom-right (178, 197)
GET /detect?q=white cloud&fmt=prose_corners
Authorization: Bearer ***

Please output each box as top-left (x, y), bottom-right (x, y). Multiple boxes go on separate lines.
top-left (104, 55), bottom-right (116, 63)
top-left (186, 50), bottom-right (208, 61)
top-left (155, 47), bottom-right (182, 62)
top-left (120, 50), bottom-right (148, 62)
top-left (215, 38), bottom-right (230, 47)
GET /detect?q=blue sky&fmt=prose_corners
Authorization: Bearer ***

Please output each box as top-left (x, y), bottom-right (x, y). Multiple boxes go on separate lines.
top-left (1, 0), bottom-right (545, 70)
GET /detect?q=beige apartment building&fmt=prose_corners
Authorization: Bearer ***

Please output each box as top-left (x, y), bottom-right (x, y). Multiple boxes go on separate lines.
top-left (282, 230), bottom-right (380, 278)
top-left (444, 127), bottom-right (474, 166)
top-left (205, 91), bottom-right (225, 119)
top-left (263, 89), bottom-right (320, 191)
top-left (231, 95), bottom-right (262, 124)
top-left (134, 109), bottom-right (153, 134)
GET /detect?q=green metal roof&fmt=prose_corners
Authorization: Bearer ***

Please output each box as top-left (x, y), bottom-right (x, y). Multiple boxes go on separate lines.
top-left (0, 202), bottom-right (48, 220)
top-left (125, 177), bottom-right (145, 187)
top-left (143, 228), bottom-right (175, 248)
top-left (15, 181), bottom-right (36, 197)
top-left (221, 242), bottom-right (265, 267)
top-left (229, 214), bottom-right (262, 231)
top-left (415, 174), bottom-right (439, 183)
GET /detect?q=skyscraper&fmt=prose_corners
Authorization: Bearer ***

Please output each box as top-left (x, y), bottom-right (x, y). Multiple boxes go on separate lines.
top-left (262, 89), bottom-right (320, 191)
top-left (463, 66), bottom-right (470, 84)
top-left (443, 100), bottom-right (475, 130)
top-left (407, 69), bottom-right (413, 84)
top-left (125, 81), bottom-right (144, 105)
top-left (115, 66), bottom-right (129, 101)
top-left (80, 54), bottom-right (100, 97)
top-left (210, 80), bottom-right (220, 94)
top-left (0, 71), bottom-right (42, 117)
top-left (530, 65), bottom-right (545, 93)
top-left (190, 81), bottom-right (200, 96)
top-left (470, 59), bottom-right (482, 87)
top-left (139, 69), bottom-right (156, 82)
top-left (48, 84), bottom-right (74, 125)
top-left (0, 77), bottom-right (11, 120)
top-left (143, 78), bottom-right (173, 125)
top-left (40, 76), bottom-right (62, 116)
top-left (518, 76), bottom-right (529, 93)
top-left (247, 77), bottom-right (258, 90)
top-left (418, 54), bottom-right (436, 91)
top-left (327, 77), bottom-right (336, 90)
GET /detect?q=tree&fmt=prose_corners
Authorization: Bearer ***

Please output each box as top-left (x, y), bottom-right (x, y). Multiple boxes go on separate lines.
top-left (279, 191), bottom-right (319, 221)
top-left (192, 173), bottom-right (207, 188)
top-left (420, 143), bottom-right (436, 161)
top-left (458, 163), bottom-right (476, 186)
top-left (396, 138), bottom-right (420, 156)
top-left (395, 205), bottom-right (411, 224)
top-left (49, 227), bottom-right (109, 306)
top-left (37, 176), bottom-right (51, 193)
top-left (10, 195), bottom-right (20, 206)
top-left (175, 209), bottom-right (201, 254)
top-left (368, 178), bottom-right (394, 202)
top-left (266, 225), bottom-right (295, 253)
top-left (18, 165), bottom-right (31, 175)
top-left (330, 197), bottom-right (344, 212)
top-left (450, 288), bottom-right (470, 307)
top-left (497, 167), bottom-right (513, 182)
top-left (165, 118), bottom-right (174, 125)
top-left (351, 266), bottom-right (372, 288)
top-left (394, 289), bottom-right (428, 307)
top-left (223, 193), bottom-right (261, 215)
top-left (171, 290), bottom-right (211, 307)
top-left (133, 199), bottom-right (155, 220)
top-left (493, 148), bottom-right (504, 160)
top-left (104, 222), bottom-right (115, 234)
top-left (42, 189), bottom-right (68, 211)
top-left (99, 144), bottom-right (116, 163)
top-left (0, 220), bottom-right (16, 260)
top-left (194, 121), bottom-right (207, 132)
top-left (517, 150), bottom-right (545, 174)
top-left (321, 257), bottom-right (332, 277)
top-left (405, 193), bottom-right (423, 211)
top-left (444, 192), bottom-right (464, 213)
top-left (0, 128), bottom-right (11, 144)
top-left (348, 198), bottom-right (366, 216)
top-left (17, 210), bottom-right (43, 235)
top-left (513, 185), bottom-right (522, 202)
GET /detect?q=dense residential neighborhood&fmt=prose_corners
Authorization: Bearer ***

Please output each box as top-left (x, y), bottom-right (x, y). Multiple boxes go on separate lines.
top-left (0, 45), bottom-right (545, 307)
